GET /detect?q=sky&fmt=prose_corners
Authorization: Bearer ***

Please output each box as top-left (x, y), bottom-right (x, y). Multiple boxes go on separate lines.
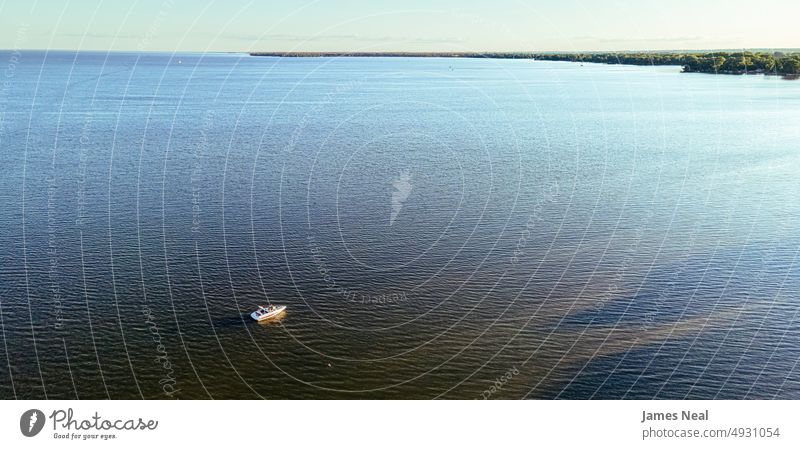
top-left (0, 0), bottom-right (797, 53)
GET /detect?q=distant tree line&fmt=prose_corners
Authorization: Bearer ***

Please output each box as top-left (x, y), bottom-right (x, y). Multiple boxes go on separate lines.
top-left (531, 52), bottom-right (800, 76)
top-left (250, 51), bottom-right (800, 76)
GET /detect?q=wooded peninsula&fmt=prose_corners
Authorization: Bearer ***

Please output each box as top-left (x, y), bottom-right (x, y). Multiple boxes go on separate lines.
top-left (250, 51), bottom-right (800, 77)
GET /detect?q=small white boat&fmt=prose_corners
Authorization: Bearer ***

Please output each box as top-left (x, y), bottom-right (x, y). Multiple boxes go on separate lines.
top-left (250, 305), bottom-right (286, 322)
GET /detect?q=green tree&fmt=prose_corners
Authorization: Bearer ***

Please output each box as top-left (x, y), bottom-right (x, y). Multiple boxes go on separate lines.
top-left (684, 55), bottom-right (700, 71)
top-left (783, 57), bottom-right (800, 74)
top-left (712, 56), bottom-right (726, 72)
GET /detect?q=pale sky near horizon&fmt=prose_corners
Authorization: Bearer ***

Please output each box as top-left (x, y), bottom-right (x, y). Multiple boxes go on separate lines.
top-left (0, 0), bottom-right (797, 52)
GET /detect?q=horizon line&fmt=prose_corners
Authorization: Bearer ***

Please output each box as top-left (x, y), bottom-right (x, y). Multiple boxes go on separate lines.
top-left (3, 47), bottom-right (799, 55)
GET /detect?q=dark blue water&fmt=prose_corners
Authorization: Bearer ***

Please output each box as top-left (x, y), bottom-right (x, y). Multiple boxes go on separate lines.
top-left (1, 51), bottom-right (799, 399)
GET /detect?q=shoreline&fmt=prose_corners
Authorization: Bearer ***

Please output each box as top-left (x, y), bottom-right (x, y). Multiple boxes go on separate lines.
top-left (249, 51), bottom-right (800, 77)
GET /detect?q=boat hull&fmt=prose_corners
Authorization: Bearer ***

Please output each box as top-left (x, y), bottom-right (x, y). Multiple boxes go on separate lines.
top-left (251, 306), bottom-right (286, 321)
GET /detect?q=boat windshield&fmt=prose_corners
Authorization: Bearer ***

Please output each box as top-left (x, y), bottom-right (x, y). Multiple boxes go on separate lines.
top-left (256, 306), bottom-right (279, 315)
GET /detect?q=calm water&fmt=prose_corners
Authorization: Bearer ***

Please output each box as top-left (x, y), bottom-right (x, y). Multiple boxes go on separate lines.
top-left (1, 51), bottom-right (799, 399)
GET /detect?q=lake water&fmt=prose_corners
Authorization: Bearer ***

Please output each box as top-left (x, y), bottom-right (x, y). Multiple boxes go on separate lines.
top-left (1, 51), bottom-right (799, 399)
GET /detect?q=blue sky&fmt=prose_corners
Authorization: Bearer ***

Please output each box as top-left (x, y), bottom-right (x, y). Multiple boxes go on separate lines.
top-left (0, 0), bottom-right (796, 52)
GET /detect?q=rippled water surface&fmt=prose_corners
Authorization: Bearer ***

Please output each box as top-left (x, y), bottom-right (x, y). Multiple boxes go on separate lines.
top-left (1, 51), bottom-right (799, 399)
